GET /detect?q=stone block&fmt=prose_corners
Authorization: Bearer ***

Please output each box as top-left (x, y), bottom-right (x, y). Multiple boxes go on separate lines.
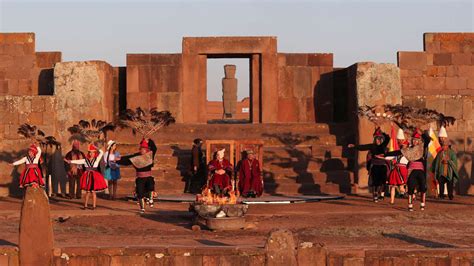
top-left (138, 65), bottom-right (151, 92)
top-left (265, 229), bottom-right (298, 266)
top-left (458, 66), bottom-right (474, 77)
top-left (468, 78), bottom-right (474, 89)
top-left (127, 92), bottom-right (149, 109)
top-left (127, 65), bottom-right (140, 93)
top-left (150, 54), bottom-right (182, 66)
top-left (4, 44), bottom-right (25, 55)
top-left (2, 33), bottom-right (34, 44)
top-left (297, 244), bottom-right (326, 266)
top-left (440, 41), bottom-right (461, 52)
top-left (452, 53), bottom-right (472, 65)
top-left (398, 51), bottom-right (427, 70)
top-left (27, 112), bottom-right (43, 125)
top-left (425, 66), bottom-right (447, 77)
top-left (19, 187), bottom-right (53, 266)
top-left (284, 53), bottom-right (308, 66)
top-left (31, 97), bottom-right (46, 112)
top-left (425, 41), bottom-right (441, 53)
top-left (127, 54), bottom-right (151, 65)
top-left (433, 53), bottom-right (452, 65)
top-left (292, 67), bottom-right (312, 98)
top-left (402, 77), bottom-right (423, 90)
top-left (423, 77), bottom-right (446, 90)
top-left (277, 54), bottom-right (286, 67)
top-left (278, 67), bottom-right (293, 98)
top-left (308, 53), bottom-right (333, 67)
top-left (425, 97), bottom-right (445, 113)
top-left (35, 52), bottom-right (62, 68)
top-left (0, 80), bottom-right (8, 94)
top-left (278, 98), bottom-right (298, 122)
top-left (445, 98), bottom-right (464, 119)
top-left (446, 77), bottom-right (467, 90)
top-left (463, 99), bottom-right (474, 120)
top-left (446, 66), bottom-right (461, 77)
top-left (400, 69), bottom-right (423, 77)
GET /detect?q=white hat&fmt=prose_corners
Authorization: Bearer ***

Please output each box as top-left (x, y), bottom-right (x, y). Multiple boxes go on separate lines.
top-left (438, 126), bottom-right (448, 138)
top-left (396, 128), bottom-right (405, 140)
top-left (107, 140), bottom-right (116, 150)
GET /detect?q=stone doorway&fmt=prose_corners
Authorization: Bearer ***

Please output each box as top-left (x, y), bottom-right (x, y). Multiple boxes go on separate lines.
top-left (181, 37), bottom-right (278, 124)
top-left (206, 57), bottom-right (251, 123)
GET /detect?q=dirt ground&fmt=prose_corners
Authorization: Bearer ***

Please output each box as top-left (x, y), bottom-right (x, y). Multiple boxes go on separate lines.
top-left (0, 195), bottom-right (473, 250)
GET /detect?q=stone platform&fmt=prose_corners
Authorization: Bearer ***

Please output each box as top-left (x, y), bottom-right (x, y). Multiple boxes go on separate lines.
top-left (158, 194), bottom-right (345, 204)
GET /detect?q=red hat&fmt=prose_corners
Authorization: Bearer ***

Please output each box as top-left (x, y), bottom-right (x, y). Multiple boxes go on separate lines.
top-left (373, 127), bottom-right (383, 138)
top-left (28, 144), bottom-right (38, 155)
top-left (402, 139), bottom-right (409, 145)
top-left (88, 144), bottom-right (98, 152)
top-left (412, 129), bottom-right (422, 139)
top-left (140, 139), bottom-right (149, 150)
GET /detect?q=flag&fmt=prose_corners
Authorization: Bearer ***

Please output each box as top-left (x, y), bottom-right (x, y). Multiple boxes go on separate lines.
top-left (427, 127), bottom-right (442, 196)
top-left (428, 127), bottom-right (442, 158)
top-left (388, 125), bottom-right (399, 152)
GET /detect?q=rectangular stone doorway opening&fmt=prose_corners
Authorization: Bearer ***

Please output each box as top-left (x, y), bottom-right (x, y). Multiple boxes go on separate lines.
top-left (206, 56), bottom-right (252, 124)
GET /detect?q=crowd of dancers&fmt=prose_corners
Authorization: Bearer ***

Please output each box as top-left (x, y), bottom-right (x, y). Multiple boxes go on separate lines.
top-left (349, 126), bottom-right (458, 211)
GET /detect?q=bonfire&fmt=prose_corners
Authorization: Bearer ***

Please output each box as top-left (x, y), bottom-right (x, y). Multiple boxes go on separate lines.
top-left (196, 185), bottom-right (238, 205)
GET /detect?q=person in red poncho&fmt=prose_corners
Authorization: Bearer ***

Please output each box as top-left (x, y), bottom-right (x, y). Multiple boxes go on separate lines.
top-left (65, 143), bottom-right (107, 210)
top-left (238, 150), bottom-right (262, 198)
top-left (208, 148), bottom-right (233, 195)
top-left (11, 143), bottom-right (44, 188)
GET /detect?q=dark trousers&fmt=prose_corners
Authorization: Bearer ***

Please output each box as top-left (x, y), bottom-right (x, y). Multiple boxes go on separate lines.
top-left (407, 170), bottom-right (427, 195)
top-left (68, 174), bottom-right (82, 198)
top-left (136, 176), bottom-right (155, 199)
top-left (438, 175), bottom-right (454, 199)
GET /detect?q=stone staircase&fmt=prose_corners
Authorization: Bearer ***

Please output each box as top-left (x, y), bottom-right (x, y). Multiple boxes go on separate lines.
top-left (110, 123), bottom-right (356, 196)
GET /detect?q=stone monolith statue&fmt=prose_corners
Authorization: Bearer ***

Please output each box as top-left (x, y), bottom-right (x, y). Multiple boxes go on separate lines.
top-left (222, 65), bottom-right (238, 119)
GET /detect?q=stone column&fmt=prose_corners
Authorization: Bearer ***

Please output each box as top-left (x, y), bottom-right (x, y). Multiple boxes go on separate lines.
top-left (348, 62), bottom-right (402, 193)
top-left (222, 64), bottom-right (238, 119)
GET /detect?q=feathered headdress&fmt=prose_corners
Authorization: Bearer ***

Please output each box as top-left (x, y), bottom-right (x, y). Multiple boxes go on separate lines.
top-left (119, 107), bottom-right (175, 138)
top-left (357, 104), bottom-right (455, 134)
top-left (67, 119), bottom-right (115, 144)
top-left (17, 123), bottom-right (61, 148)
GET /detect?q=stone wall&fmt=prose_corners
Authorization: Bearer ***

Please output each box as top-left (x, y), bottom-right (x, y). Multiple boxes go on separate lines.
top-left (277, 53), bottom-right (334, 123)
top-left (399, 33), bottom-right (474, 194)
top-left (0, 33), bottom-right (61, 96)
top-left (1, 245), bottom-right (474, 265)
top-left (126, 54), bottom-right (182, 122)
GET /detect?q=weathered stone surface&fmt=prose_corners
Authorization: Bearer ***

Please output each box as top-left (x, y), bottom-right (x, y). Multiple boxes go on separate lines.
top-left (19, 186), bottom-right (54, 266)
top-left (265, 229), bottom-right (298, 266)
top-left (54, 61), bottom-right (114, 140)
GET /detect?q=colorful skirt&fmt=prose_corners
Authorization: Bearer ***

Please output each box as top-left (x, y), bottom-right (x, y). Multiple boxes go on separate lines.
top-left (19, 165), bottom-right (44, 188)
top-left (388, 164), bottom-right (408, 186)
top-left (80, 170), bottom-right (108, 192)
top-left (104, 167), bottom-right (121, 181)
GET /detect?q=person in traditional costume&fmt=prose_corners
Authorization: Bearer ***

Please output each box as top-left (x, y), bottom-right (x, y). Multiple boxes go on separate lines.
top-left (11, 143), bottom-right (44, 188)
top-left (65, 144), bottom-right (107, 210)
top-left (104, 140), bottom-right (121, 200)
top-left (208, 148), bottom-right (233, 196)
top-left (186, 138), bottom-right (206, 194)
top-left (238, 150), bottom-right (263, 198)
top-left (386, 129), bottom-right (431, 211)
top-left (385, 128), bottom-right (409, 204)
top-left (431, 126), bottom-right (458, 200)
top-left (348, 127), bottom-right (390, 202)
top-left (64, 140), bottom-right (85, 199)
top-left (117, 138), bottom-right (157, 213)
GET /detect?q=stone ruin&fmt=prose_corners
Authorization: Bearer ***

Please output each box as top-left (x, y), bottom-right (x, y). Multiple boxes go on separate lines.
top-left (0, 32), bottom-right (473, 197)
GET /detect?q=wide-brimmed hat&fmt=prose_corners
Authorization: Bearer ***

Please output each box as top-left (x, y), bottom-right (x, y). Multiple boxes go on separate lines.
top-left (107, 140), bottom-right (116, 150)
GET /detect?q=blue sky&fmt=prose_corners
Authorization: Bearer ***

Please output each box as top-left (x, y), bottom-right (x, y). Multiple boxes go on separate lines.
top-left (1, 0), bottom-right (472, 100)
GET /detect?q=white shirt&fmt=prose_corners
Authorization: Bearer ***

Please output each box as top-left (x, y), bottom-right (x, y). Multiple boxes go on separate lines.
top-left (13, 146), bottom-right (42, 165)
top-left (70, 150), bottom-right (104, 168)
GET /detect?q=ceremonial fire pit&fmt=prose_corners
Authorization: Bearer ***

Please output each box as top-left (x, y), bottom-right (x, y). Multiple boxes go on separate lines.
top-left (190, 187), bottom-right (248, 230)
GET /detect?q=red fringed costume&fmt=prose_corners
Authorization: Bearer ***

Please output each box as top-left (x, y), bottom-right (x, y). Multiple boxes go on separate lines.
top-left (238, 158), bottom-right (263, 196)
top-left (13, 144), bottom-right (44, 188)
top-left (208, 159), bottom-right (233, 191)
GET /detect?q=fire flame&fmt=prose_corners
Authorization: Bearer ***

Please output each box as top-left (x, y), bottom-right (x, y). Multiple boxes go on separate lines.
top-left (196, 186), bottom-right (238, 205)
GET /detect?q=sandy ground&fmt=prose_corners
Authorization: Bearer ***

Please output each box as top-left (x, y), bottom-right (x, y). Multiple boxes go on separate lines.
top-left (0, 194), bottom-right (473, 250)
